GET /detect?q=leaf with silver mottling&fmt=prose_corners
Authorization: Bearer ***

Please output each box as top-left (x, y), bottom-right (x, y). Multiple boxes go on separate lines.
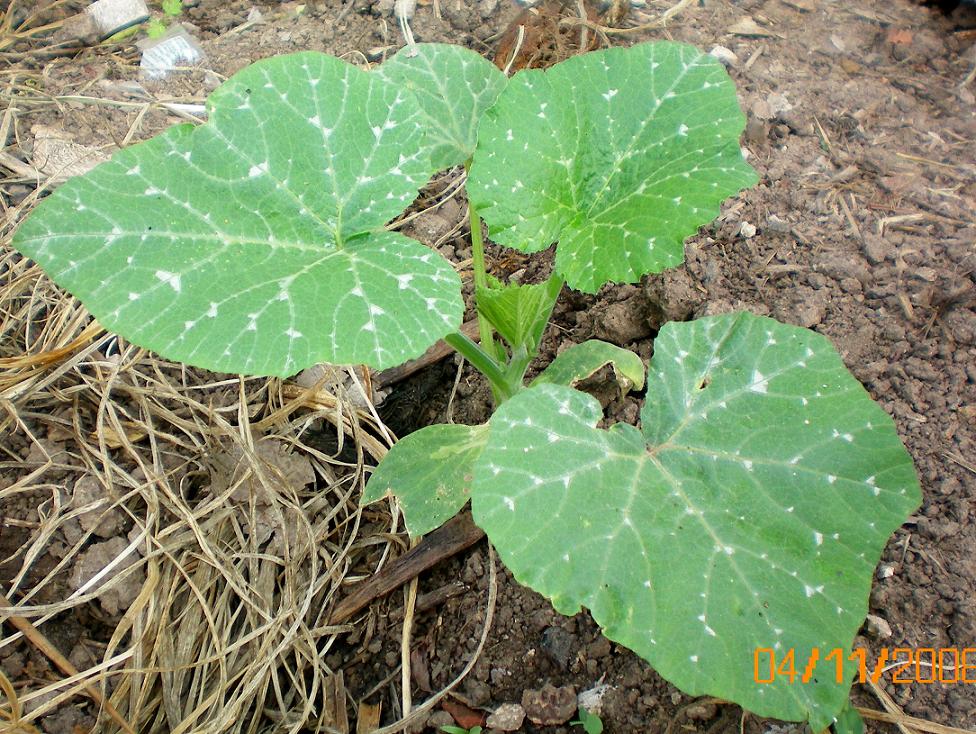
top-left (473, 312), bottom-right (920, 729)
top-left (13, 52), bottom-right (462, 376)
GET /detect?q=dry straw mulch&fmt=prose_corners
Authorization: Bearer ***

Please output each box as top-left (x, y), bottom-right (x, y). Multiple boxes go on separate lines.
top-left (0, 11), bottom-right (416, 732)
top-left (0, 226), bottom-right (415, 733)
top-left (0, 67), bottom-right (427, 728)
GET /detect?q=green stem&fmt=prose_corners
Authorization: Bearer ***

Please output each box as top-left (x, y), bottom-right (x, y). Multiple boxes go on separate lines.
top-left (465, 171), bottom-right (497, 362)
top-left (503, 345), bottom-right (533, 392)
top-left (444, 331), bottom-right (510, 401)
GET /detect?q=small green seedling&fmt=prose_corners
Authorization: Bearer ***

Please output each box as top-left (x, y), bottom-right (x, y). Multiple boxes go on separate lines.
top-left (439, 726), bottom-right (482, 734)
top-left (146, 0), bottom-right (183, 38)
top-left (572, 707), bottom-right (604, 734)
top-left (831, 701), bottom-right (865, 734)
top-left (11, 42), bottom-right (920, 731)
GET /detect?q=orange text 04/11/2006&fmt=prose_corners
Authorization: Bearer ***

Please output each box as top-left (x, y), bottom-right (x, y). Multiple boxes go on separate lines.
top-left (753, 647), bottom-right (976, 685)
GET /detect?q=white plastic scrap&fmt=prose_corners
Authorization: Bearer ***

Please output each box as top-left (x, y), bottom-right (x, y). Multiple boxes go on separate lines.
top-left (87, 0), bottom-right (150, 37)
top-left (138, 24), bottom-right (206, 80)
top-left (708, 45), bottom-right (738, 68)
top-left (577, 681), bottom-right (612, 715)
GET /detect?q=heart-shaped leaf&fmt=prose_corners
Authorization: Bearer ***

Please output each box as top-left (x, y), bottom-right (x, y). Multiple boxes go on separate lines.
top-left (467, 42), bottom-right (758, 293)
top-left (12, 52), bottom-right (463, 376)
top-left (472, 313), bottom-right (920, 729)
top-left (363, 423), bottom-right (489, 537)
top-left (378, 43), bottom-right (507, 170)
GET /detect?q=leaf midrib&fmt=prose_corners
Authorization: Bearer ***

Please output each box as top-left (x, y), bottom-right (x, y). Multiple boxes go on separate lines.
top-left (584, 47), bottom-right (701, 215)
top-left (642, 447), bottom-right (842, 721)
top-left (22, 230), bottom-right (341, 254)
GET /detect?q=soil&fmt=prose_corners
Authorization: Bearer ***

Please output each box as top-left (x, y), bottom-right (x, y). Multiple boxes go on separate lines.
top-left (1, 0), bottom-right (975, 733)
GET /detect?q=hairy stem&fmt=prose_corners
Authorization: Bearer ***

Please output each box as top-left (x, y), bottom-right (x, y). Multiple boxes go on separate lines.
top-left (465, 175), bottom-right (498, 362)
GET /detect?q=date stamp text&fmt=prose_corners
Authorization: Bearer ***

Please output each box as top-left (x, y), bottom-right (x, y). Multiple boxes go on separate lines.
top-left (754, 647), bottom-right (975, 685)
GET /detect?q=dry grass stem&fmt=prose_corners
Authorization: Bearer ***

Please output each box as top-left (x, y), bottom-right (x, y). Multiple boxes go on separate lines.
top-left (862, 676), bottom-right (971, 734)
top-left (371, 545), bottom-right (498, 734)
top-left (559, 0), bottom-right (695, 35)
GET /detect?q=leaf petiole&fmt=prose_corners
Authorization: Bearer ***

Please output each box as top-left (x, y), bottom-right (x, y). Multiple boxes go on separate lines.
top-left (443, 330), bottom-right (512, 402)
top-left (464, 164), bottom-right (499, 363)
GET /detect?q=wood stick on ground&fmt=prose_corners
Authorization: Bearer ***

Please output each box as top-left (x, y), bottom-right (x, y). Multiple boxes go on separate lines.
top-left (373, 317), bottom-right (480, 389)
top-left (329, 317), bottom-right (487, 636)
top-left (328, 511), bottom-right (485, 625)
top-left (355, 701), bottom-right (382, 734)
top-left (388, 582), bottom-right (466, 622)
top-left (0, 593), bottom-right (136, 734)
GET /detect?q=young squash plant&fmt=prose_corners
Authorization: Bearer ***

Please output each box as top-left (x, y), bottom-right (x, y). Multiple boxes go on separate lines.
top-left (11, 41), bottom-right (919, 731)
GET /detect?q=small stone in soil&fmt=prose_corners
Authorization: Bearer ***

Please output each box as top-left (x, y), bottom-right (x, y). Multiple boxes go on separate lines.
top-left (594, 299), bottom-right (651, 345)
top-left (738, 221), bottom-right (757, 238)
top-left (68, 537), bottom-right (143, 616)
top-left (745, 115), bottom-right (767, 145)
top-left (486, 702), bottom-right (526, 731)
top-left (541, 626), bottom-right (576, 670)
top-left (425, 711), bottom-right (455, 730)
top-left (73, 475), bottom-right (123, 539)
top-left (788, 294), bottom-right (826, 328)
top-left (522, 683), bottom-right (577, 725)
top-left (708, 45), bottom-right (738, 67)
top-left (864, 614), bottom-right (893, 638)
top-left (862, 233), bottom-right (892, 264)
top-left (644, 267), bottom-right (705, 327)
top-left (465, 679), bottom-right (491, 707)
top-left (38, 705), bottom-right (95, 734)
top-left (684, 701), bottom-right (718, 721)
top-left (586, 636), bottom-right (612, 659)
top-left (0, 652), bottom-right (24, 679)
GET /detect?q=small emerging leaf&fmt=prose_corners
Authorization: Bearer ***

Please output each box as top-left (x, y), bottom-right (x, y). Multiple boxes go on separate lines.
top-left (468, 42), bottom-right (758, 293)
top-left (532, 339), bottom-right (645, 392)
top-left (363, 423), bottom-right (488, 537)
top-left (378, 44), bottom-right (507, 169)
top-left (831, 701), bottom-right (864, 734)
top-left (572, 708), bottom-right (604, 734)
top-left (13, 53), bottom-right (463, 375)
top-left (476, 276), bottom-right (561, 354)
top-left (145, 18), bottom-right (166, 37)
top-left (473, 313), bottom-right (920, 729)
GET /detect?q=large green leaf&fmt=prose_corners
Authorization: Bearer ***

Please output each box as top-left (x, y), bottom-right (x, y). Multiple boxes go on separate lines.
top-left (472, 313), bottom-right (920, 729)
top-left (467, 42), bottom-right (758, 293)
top-left (378, 43), bottom-right (507, 170)
top-left (12, 52), bottom-right (463, 376)
top-left (363, 423), bottom-right (489, 537)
